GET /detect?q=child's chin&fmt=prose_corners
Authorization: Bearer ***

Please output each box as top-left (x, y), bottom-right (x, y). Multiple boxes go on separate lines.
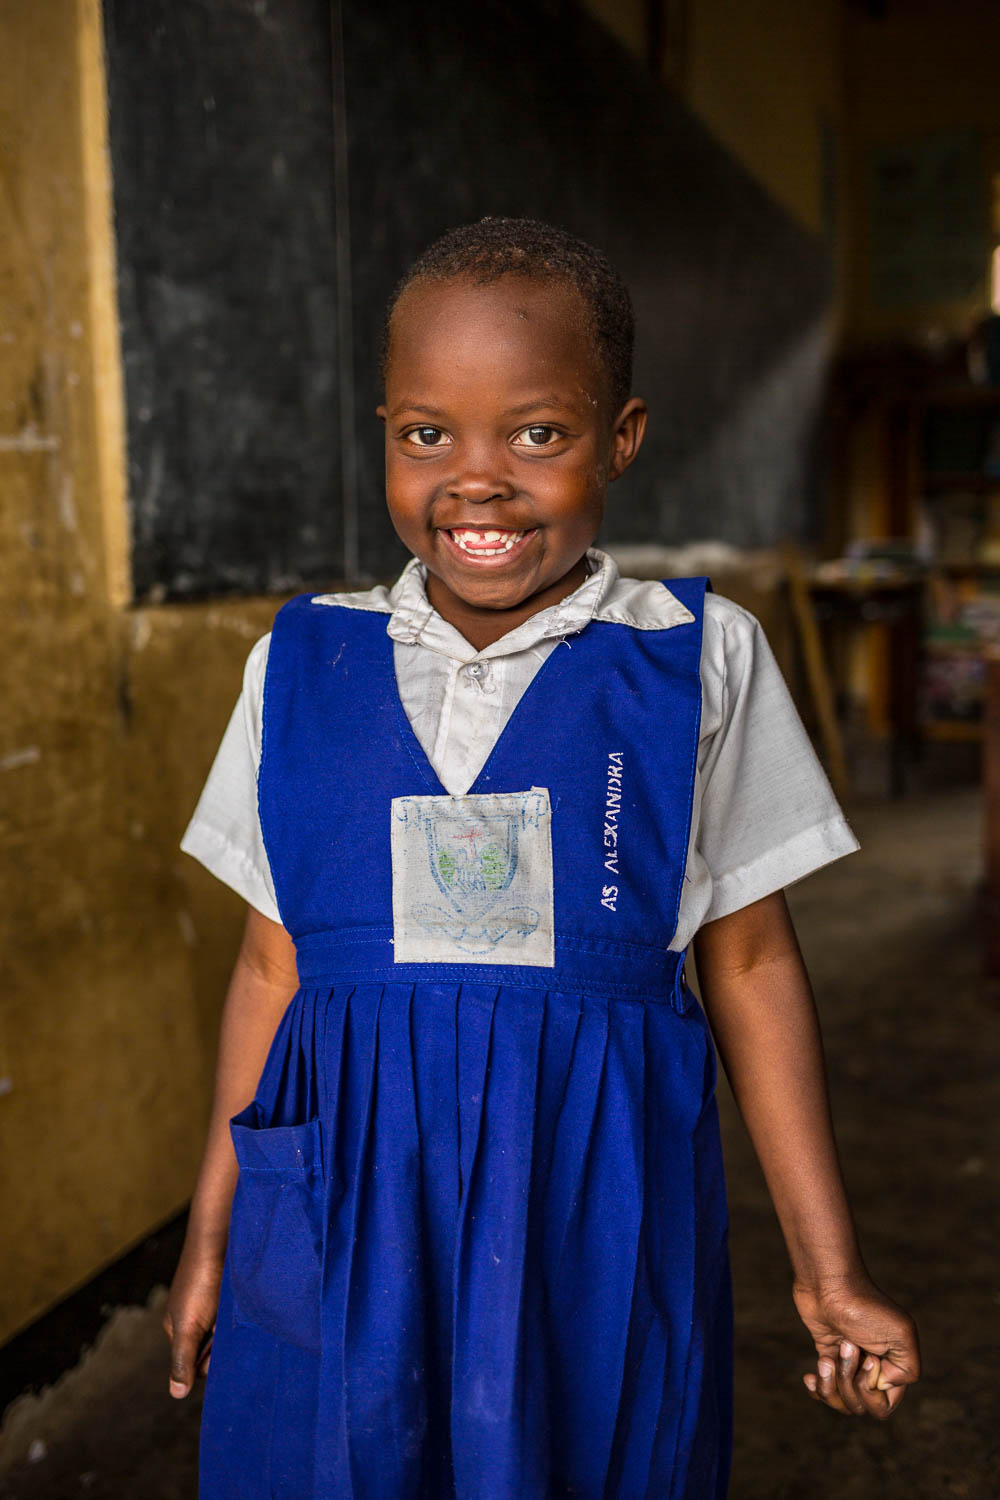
top-left (435, 566), bottom-right (533, 611)
top-left (454, 578), bottom-right (529, 609)
top-left (433, 547), bottom-right (531, 586)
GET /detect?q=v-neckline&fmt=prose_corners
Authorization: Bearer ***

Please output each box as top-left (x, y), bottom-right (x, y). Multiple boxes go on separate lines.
top-left (386, 625), bottom-right (585, 799)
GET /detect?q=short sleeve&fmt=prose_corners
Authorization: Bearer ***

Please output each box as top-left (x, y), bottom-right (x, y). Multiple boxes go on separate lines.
top-left (685, 595), bottom-right (858, 934)
top-left (179, 633), bottom-right (282, 924)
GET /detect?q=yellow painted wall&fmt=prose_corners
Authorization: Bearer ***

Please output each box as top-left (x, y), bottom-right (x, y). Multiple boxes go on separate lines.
top-left (842, 0), bottom-right (1000, 343)
top-left (0, 0), bottom-right (287, 1340)
top-left (580, 0), bottom-right (648, 61)
top-left (682, 0), bottom-right (844, 239)
top-left (579, 0), bottom-right (845, 245)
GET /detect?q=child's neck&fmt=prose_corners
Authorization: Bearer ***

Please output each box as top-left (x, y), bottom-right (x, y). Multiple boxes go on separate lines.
top-left (424, 557), bottom-right (591, 652)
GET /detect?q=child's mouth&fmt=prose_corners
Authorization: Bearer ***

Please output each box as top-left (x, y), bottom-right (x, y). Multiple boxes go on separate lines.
top-left (444, 527), bottom-right (534, 558)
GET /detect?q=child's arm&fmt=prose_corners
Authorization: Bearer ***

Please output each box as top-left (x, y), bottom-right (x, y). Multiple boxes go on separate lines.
top-left (163, 907), bottom-right (300, 1398)
top-left (693, 889), bottom-right (920, 1418)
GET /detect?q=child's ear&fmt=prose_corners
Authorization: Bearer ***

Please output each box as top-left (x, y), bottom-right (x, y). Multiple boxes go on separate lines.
top-left (608, 398), bottom-right (647, 482)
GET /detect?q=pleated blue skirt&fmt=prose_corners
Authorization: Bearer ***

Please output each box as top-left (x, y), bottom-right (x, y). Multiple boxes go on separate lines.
top-left (199, 979), bottom-right (732, 1499)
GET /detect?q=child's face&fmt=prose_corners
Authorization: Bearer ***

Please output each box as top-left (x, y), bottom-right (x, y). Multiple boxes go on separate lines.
top-left (378, 276), bottom-right (645, 631)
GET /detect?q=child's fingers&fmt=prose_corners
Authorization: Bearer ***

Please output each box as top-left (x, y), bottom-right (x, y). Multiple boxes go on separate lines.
top-left (813, 1356), bottom-right (850, 1413)
top-left (168, 1320), bottom-right (203, 1398)
top-left (876, 1355), bottom-right (917, 1391)
top-left (855, 1356), bottom-right (892, 1420)
top-left (834, 1342), bottom-right (868, 1416)
top-left (195, 1327), bottom-right (215, 1379)
top-left (884, 1382), bottom-right (907, 1413)
top-left (805, 1344), bottom-right (913, 1420)
top-left (802, 1371), bottom-right (834, 1407)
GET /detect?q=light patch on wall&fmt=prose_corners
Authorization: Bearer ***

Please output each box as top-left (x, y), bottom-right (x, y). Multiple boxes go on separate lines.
top-left (0, 747), bottom-right (41, 771)
top-left (58, 476), bottom-right (78, 531)
top-left (130, 614), bottom-right (153, 651)
top-left (56, 474), bottom-right (98, 583)
top-left (0, 425), bottom-right (60, 453)
top-left (204, 608), bottom-right (266, 640)
top-left (656, 312), bottom-right (833, 545)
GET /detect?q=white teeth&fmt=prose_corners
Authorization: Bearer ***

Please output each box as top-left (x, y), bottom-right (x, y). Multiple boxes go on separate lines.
top-left (450, 529), bottom-right (526, 556)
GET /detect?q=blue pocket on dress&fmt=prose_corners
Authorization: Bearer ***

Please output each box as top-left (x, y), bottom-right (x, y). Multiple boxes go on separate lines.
top-left (228, 1103), bottom-right (324, 1351)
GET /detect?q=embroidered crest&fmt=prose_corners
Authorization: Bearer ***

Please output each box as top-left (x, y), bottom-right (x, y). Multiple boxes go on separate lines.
top-left (391, 789), bottom-right (554, 965)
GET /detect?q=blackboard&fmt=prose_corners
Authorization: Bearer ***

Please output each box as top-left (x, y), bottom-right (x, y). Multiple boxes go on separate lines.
top-left (103, 0), bottom-right (830, 600)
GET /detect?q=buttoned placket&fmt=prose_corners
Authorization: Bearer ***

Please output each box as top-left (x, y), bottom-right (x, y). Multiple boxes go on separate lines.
top-left (431, 655), bottom-right (505, 788)
top-left (385, 552), bottom-right (617, 793)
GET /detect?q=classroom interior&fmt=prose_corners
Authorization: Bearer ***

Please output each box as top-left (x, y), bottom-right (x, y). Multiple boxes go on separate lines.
top-left (1, 0), bottom-right (997, 1495)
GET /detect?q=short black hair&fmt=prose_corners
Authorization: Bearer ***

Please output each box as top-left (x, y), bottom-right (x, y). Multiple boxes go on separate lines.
top-left (380, 217), bottom-right (634, 413)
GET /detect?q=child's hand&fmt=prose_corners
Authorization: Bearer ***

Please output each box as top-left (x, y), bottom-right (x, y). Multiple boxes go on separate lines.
top-left (163, 1239), bottom-right (225, 1398)
top-left (793, 1273), bottom-right (920, 1419)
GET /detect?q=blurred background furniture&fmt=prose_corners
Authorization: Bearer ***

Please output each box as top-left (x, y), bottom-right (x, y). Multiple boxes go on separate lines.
top-left (986, 648), bottom-right (1000, 979)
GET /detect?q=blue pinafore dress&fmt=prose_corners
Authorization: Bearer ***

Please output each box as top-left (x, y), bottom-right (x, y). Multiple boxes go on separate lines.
top-left (199, 579), bottom-right (732, 1499)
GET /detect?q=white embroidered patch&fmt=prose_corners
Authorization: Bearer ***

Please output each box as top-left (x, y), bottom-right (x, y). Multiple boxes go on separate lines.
top-left (391, 788), bottom-right (554, 966)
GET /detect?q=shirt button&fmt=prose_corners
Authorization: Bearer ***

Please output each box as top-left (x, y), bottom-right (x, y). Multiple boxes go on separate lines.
top-left (466, 662), bottom-right (487, 680)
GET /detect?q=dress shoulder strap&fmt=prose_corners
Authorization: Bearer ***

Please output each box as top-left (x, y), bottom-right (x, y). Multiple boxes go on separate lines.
top-left (659, 575), bottom-right (712, 618)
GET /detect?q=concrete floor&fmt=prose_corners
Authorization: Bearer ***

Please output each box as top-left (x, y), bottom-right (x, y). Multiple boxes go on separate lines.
top-left (1, 784), bottom-right (997, 1498)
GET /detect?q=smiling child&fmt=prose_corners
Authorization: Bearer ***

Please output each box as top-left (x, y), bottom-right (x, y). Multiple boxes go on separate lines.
top-left (169, 217), bottom-right (919, 1499)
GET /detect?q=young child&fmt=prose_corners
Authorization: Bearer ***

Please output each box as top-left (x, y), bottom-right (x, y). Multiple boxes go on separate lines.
top-left (167, 217), bottom-right (919, 1498)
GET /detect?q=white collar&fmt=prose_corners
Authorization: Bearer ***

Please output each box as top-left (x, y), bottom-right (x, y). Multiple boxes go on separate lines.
top-left (312, 548), bottom-right (694, 663)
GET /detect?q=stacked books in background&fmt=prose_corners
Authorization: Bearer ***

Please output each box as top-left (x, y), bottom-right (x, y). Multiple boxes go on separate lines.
top-left (922, 536), bottom-right (1000, 725)
top-left (915, 400), bottom-right (1000, 726)
top-left (919, 489), bottom-right (1000, 567)
top-left (922, 632), bottom-right (986, 724)
top-left (922, 579), bottom-right (1000, 724)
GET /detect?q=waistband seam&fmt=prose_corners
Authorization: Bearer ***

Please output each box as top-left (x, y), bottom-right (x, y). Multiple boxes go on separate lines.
top-left (294, 927), bottom-right (679, 962)
top-left (293, 970), bottom-right (683, 1002)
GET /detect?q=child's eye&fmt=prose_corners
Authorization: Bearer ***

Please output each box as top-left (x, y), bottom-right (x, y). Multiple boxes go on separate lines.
top-left (512, 425), bottom-right (560, 448)
top-left (405, 426), bottom-right (450, 447)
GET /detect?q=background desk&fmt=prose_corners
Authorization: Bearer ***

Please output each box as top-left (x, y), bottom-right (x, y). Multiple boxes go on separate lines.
top-left (792, 574), bottom-right (925, 800)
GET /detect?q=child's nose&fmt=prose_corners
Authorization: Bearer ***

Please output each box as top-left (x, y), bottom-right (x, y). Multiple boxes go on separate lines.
top-left (446, 470), bottom-right (517, 504)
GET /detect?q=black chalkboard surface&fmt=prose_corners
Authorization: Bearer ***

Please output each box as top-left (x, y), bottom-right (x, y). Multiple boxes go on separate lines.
top-left (103, 0), bottom-right (829, 600)
top-left (104, 0), bottom-right (341, 598)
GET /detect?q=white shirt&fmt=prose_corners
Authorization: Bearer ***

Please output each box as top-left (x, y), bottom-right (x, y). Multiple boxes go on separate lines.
top-left (181, 549), bottom-right (858, 951)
